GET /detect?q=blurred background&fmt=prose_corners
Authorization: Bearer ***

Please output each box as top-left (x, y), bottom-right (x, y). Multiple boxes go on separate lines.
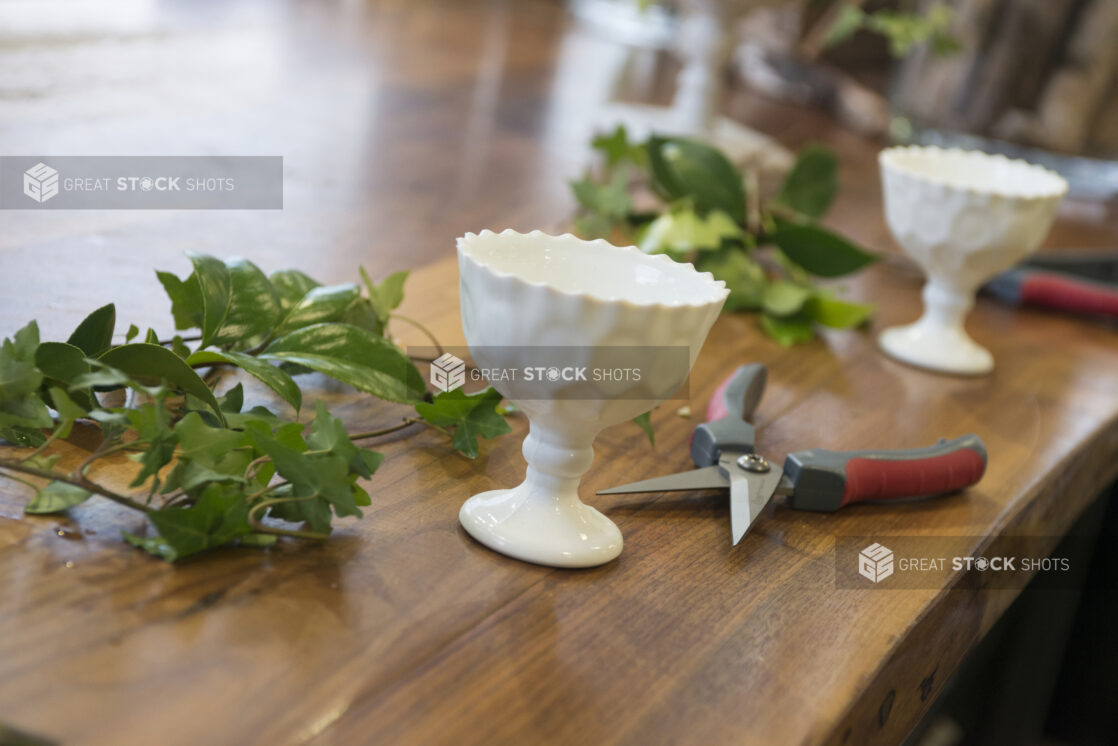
top-left (1, 0), bottom-right (1115, 341)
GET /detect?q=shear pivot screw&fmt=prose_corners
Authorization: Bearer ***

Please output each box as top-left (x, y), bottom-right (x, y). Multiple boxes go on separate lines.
top-left (737, 453), bottom-right (771, 473)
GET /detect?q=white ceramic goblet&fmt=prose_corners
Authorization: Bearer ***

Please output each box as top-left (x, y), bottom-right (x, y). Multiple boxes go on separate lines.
top-left (457, 230), bottom-right (728, 568)
top-left (878, 146), bottom-right (1067, 375)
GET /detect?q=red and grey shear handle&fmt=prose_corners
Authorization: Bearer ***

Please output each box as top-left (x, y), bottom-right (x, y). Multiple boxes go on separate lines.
top-left (690, 364), bottom-right (767, 467)
top-left (987, 268), bottom-right (1118, 319)
top-left (782, 434), bottom-right (987, 512)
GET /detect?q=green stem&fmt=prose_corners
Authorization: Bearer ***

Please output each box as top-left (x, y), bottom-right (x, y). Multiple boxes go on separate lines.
top-left (247, 496), bottom-right (329, 540)
top-left (347, 418), bottom-right (425, 441)
top-left (0, 471), bottom-right (38, 491)
top-left (0, 457), bottom-right (153, 514)
top-left (157, 334), bottom-right (202, 346)
top-left (246, 479), bottom-right (291, 501)
top-left (19, 426), bottom-right (63, 464)
top-left (390, 313), bottom-right (444, 355)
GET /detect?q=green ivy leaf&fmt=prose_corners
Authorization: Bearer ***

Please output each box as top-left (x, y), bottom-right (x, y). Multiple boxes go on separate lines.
top-left (761, 280), bottom-right (813, 317)
top-left (251, 430), bottom-right (361, 522)
top-left (647, 137), bottom-right (746, 223)
top-left (125, 324), bottom-right (140, 343)
top-left (591, 125), bottom-right (644, 167)
top-left (306, 400), bottom-right (384, 479)
top-left (823, 5), bottom-right (866, 48)
top-left (572, 167), bottom-right (632, 219)
top-left (218, 382), bottom-right (244, 414)
top-left (361, 269), bottom-right (410, 325)
top-left (632, 411), bottom-right (654, 446)
top-left (187, 349), bottom-right (302, 412)
top-left (760, 313), bottom-right (816, 346)
top-left (804, 293), bottom-right (874, 329)
top-left (140, 483), bottom-right (253, 561)
top-left (414, 387), bottom-right (512, 459)
top-left (772, 224), bottom-right (878, 278)
top-left (262, 323), bottom-right (426, 404)
top-left (99, 343), bottom-right (225, 424)
top-left (775, 145), bottom-right (838, 220)
top-left (25, 481), bottom-right (92, 514)
top-left (0, 322), bottom-right (52, 440)
top-left (174, 411), bottom-right (249, 467)
top-left (213, 258), bottom-right (283, 346)
top-left (65, 303), bottom-right (116, 356)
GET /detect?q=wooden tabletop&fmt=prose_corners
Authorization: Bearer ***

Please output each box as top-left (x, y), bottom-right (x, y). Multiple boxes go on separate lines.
top-left (2, 2), bottom-right (1117, 745)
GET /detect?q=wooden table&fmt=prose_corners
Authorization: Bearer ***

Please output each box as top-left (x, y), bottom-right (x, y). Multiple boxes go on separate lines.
top-left (1, 2), bottom-right (1117, 744)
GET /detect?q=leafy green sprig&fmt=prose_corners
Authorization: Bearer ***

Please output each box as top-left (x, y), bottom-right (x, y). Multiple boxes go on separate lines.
top-left (824, 2), bottom-right (960, 58)
top-left (571, 128), bottom-right (879, 345)
top-left (0, 257), bottom-right (512, 561)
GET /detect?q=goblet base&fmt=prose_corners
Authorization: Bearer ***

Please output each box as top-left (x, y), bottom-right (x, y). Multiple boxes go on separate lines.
top-left (879, 322), bottom-right (993, 375)
top-left (459, 485), bottom-right (622, 569)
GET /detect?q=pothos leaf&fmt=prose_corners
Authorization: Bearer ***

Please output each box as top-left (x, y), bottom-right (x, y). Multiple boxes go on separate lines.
top-left (35, 341), bottom-right (95, 410)
top-left (99, 343), bottom-right (225, 424)
top-left (639, 208), bottom-right (742, 257)
top-left (65, 303), bottom-right (115, 356)
top-left (414, 387), bottom-right (512, 459)
top-left (275, 284), bottom-right (360, 335)
top-left (185, 252), bottom-right (233, 347)
top-left (761, 280), bottom-right (813, 317)
top-left (262, 323), bottom-right (425, 404)
top-left (156, 270), bottom-right (203, 331)
top-left (647, 137), bottom-right (746, 223)
top-left (775, 145), bottom-right (838, 220)
top-left (772, 224), bottom-right (878, 278)
top-left (187, 349), bottom-right (302, 412)
top-left (695, 248), bottom-right (765, 312)
top-left (213, 258), bottom-right (282, 345)
top-left (269, 269), bottom-right (321, 311)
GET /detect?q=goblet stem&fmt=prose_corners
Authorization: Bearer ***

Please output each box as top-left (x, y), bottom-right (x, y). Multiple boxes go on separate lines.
top-left (458, 420), bottom-right (623, 568)
top-left (521, 426), bottom-right (594, 501)
top-left (922, 279), bottom-right (974, 330)
top-left (879, 279), bottom-right (994, 375)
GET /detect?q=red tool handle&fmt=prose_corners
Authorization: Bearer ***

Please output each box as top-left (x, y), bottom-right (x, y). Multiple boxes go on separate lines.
top-left (1020, 273), bottom-right (1118, 319)
top-left (841, 445), bottom-right (986, 507)
top-left (783, 435), bottom-right (987, 512)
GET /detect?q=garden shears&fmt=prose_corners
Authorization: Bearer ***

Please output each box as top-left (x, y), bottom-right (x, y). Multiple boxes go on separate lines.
top-left (598, 364), bottom-right (988, 545)
top-left (986, 250), bottom-right (1118, 320)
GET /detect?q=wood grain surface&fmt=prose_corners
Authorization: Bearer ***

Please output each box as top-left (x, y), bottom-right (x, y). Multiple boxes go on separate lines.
top-left (1, 2), bottom-right (1117, 745)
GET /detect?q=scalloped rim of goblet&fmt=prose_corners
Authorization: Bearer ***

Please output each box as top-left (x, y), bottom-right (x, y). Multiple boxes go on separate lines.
top-left (879, 145), bottom-right (1068, 202)
top-left (457, 228), bottom-right (729, 310)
